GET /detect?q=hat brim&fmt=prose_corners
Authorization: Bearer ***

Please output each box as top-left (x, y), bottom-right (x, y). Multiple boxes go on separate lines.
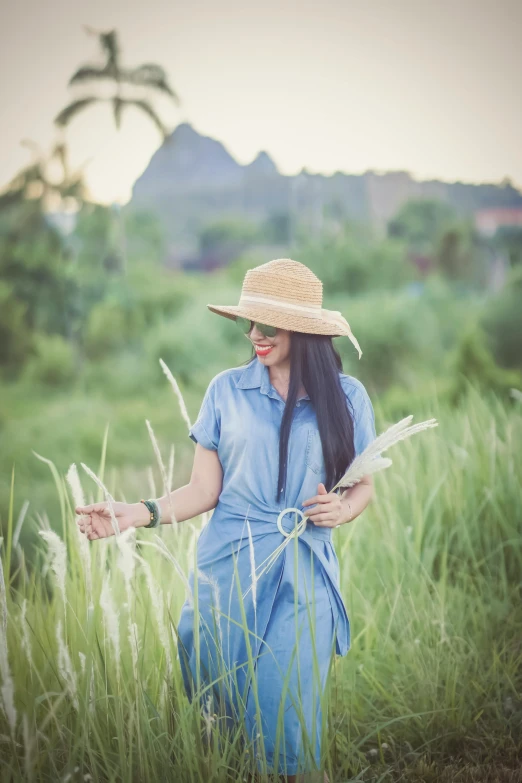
top-left (206, 303), bottom-right (346, 337)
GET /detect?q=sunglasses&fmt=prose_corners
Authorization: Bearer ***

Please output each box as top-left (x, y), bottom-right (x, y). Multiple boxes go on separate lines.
top-left (235, 317), bottom-right (278, 338)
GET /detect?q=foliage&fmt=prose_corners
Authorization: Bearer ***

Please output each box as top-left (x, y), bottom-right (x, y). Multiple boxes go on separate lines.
top-left (435, 223), bottom-right (474, 281)
top-left (448, 326), bottom-right (522, 405)
top-left (387, 198), bottom-right (457, 248)
top-left (261, 211), bottom-right (291, 244)
top-left (22, 333), bottom-right (76, 387)
top-left (298, 222), bottom-right (415, 295)
top-left (54, 27), bottom-right (179, 141)
top-left (480, 265), bottom-right (522, 370)
top-left (198, 218), bottom-right (260, 254)
top-left (493, 225), bottom-right (522, 267)
top-left (123, 208), bottom-right (167, 266)
top-left (83, 300), bottom-right (137, 359)
top-left (336, 290), bottom-right (442, 390)
top-left (0, 138), bottom-right (86, 213)
top-left (0, 200), bottom-right (79, 375)
top-left (0, 281), bottom-right (33, 370)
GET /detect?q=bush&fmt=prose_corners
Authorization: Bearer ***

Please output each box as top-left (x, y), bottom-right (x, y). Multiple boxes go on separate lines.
top-left (448, 326), bottom-right (522, 405)
top-left (333, 290), bottom-right (443, 390)
top-left (0, 281), bottom-right (33, 373)
top-left (23, 334), bottom-right (76, 387)
top-left (480, 265), bottom-right (522, 370)
top-left (84, 299), bottom-right (146, 359)
top-left (298, 225), bottom-right (414, 296)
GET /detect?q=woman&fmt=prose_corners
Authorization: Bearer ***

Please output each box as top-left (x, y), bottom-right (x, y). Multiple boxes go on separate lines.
top-left (76, 258), bottom-right (378, 783)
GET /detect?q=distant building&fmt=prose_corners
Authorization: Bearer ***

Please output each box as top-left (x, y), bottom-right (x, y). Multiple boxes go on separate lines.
top-left (474, 207), bottom-right (522, 237)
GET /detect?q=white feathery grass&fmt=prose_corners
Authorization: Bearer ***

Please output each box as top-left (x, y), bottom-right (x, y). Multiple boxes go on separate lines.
top-left (0, 546), bottom-right (6, 640)
top-left (115, 526), bottom-right (137, 610)
top-left (0, 553), bottom-right (17, 734)
top-left (0, 641), bottom-right (16, 735)
top-left (159, 357), bottom-right (193, 431)
top-left (87, 662), bottom-right (95, 716)
top-left (137, 536), bottom-right (193, 606)
top-left (145, 419), bottom-right (178, 526)
top-left (66, 462), bottom-right (85, 507)
top-left (186, 524), bottom-right (198, 569)
top-left (199, 509), bottom-right (211, 531)
top-left (79, 462), bottom-right (121, 537)
top-left (243, 414), bottom-right (439, 598)
top-left (128, 620), bottom-right (141, 681)
top-left (135, 553), bottom-right (172, 680)
top-left (84, 603), bottom-right (96, 716)
top-left (146, 466), bottom-right (156, 498)
top-left (78, 651), bottom-right (86, 676)
top-left (202, 692), bottom-right (216, 745)
top-left (38, 530), bottom-right (67, 618)
top-left (56, 618), bottom-right (79, 712)
top-left (36, 511), bottom-right (51, 532)
top-left (13, 500), bottom-right (29, 548)
top-left (20, 599), bottom-right (33, 669)
top-left (23, 711), bottom-right (36, 781)
top-left (197, 568), bottom-right (223, 653)
top-left (99, 576), bottom-right (121, 680)
top-left (330, 415), bottom-right (439, 493)
top-left (66, 463), bottom-right (92, 602)
top-left (167, 443), bottom-right (175, 493)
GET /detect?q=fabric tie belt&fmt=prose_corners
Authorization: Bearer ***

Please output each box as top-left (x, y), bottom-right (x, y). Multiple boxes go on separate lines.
top-left (277, 507), bottom-right (332, 542)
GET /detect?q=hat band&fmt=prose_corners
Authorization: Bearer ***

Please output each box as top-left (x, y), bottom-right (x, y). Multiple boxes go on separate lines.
top-left (237, 292), bottom-right (363, 358)
top-left (239, 293), bottom-right (322, 319)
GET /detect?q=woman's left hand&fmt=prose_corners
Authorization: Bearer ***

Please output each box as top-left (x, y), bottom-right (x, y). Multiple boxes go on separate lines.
top-left (301, 482), bottom-right (343, 528)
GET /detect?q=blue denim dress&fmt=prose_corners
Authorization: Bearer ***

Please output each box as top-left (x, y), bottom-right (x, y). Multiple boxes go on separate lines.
top-left (177, 356), bottom-right (377, 776)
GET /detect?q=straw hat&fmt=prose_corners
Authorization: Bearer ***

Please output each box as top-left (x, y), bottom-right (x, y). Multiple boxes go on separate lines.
top-left (207, 258), bottom-right (363, 358)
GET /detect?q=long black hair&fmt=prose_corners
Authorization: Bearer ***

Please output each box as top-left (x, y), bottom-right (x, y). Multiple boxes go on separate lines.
top-left (243, 331), bottom-right (356, 501)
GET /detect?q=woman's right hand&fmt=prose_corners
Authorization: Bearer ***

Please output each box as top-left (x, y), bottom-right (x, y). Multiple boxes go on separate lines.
top-left (75, 501), bottom-right (150, 540)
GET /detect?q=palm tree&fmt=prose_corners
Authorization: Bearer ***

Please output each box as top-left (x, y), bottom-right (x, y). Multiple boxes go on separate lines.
top-left (0, 139), bottom-right (87, 212)
top-left (54, 27), bottom-right (179, 140)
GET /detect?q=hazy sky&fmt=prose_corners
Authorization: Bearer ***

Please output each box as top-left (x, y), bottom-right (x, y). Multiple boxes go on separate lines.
top-left (1, 0), bottom-right (521, 204)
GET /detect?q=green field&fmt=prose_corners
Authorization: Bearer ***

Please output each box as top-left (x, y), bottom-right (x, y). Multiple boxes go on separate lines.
top-left (1, 367), bottom-right (521, 781)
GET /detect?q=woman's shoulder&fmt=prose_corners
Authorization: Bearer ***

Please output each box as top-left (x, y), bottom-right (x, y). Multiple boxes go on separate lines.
top-left (338, 372), bottom-right (374, 417)
top-left (204, 365), bottom-right (248, 394)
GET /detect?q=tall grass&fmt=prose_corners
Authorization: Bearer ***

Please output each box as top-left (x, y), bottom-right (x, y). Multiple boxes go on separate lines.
top-left (0, 383), bottom-right (521, 781)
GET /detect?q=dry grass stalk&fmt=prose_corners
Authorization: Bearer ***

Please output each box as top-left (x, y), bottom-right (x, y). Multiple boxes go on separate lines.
top-left (13, 500), bottom-right (30, 549)
top-left (99, 576), bottom-right (121, 680)
top-left (38, 530), bottom-right (68, 618)
top-left (330, 414), bottom-right (438, 492)
top-left (145, 419), bottom-right (178, 526)
top-left (56, 617), bottom-right (79, 711)
top-left (159, 358), bottom-right (193, 432)
top-left (79, 462), bottom-right (121, 537)
top-left (0, 552), bottom-right (17, 734)
top-left (66, 463), bottom-right (93, 602)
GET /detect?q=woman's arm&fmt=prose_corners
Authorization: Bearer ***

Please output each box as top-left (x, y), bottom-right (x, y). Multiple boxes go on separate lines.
top-left (338, 474), bottom-right (374, 526)
top-left (76, 443), bottom-right (223, 539)
top-left (154, 442), bottom-right (223, 525)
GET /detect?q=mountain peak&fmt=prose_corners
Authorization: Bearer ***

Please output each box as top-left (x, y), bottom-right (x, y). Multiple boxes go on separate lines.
top-left (246, 150), bottom-right (278, 176)
top-left (170, 122), bottom-right (206, 141)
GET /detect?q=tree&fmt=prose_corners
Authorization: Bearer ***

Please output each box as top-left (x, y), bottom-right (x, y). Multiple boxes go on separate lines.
top-left (0, 139), bottom-right (86, 213)
top-left (54, 27), bottom-right (180, 141)
top-left (0, 199), bottom-right (78, 374)
top-left (387, 198), bottom-right (456, 247)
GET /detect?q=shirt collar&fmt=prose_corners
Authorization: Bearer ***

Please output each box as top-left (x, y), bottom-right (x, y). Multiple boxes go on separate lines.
top-left (235, 358), bottom-right (310, 402)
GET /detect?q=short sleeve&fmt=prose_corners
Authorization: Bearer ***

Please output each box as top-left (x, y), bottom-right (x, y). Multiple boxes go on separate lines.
top-left (352, 383), bottom-right (381, 458)
top-left (188, 377), bottom-right (221, 451)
